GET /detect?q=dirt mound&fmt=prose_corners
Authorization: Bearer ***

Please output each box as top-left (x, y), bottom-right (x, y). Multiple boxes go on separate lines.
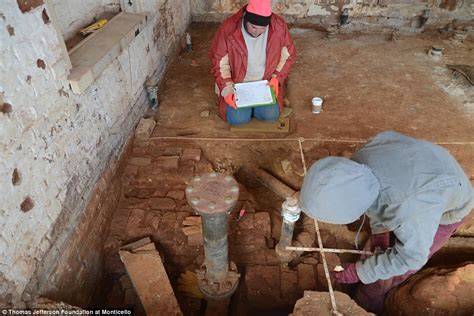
top-left (385, 262), bottom-right (474, 316)
top-left (290, 291), bottom-right (374, 315)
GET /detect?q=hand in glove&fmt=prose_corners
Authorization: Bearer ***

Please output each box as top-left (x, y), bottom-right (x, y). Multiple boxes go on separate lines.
top-left (267, 76), bottom-right (279, 97)
top-left (371, 232), bottom-right (390, 251)
top-left (334, 263), bottom-right (360, 284)
top-left (224, 93), bottom-right (237, 110)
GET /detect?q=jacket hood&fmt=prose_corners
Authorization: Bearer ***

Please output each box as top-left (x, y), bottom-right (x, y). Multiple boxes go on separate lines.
top-left (299, 157), bottom-right (380, 224)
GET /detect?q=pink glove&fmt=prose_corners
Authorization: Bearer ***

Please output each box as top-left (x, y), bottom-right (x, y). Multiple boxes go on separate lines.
top-left (334, 263), bottom-right (360, 284)
top-left (371, 232), bottom-right (390, 251)
top-left (267, 77), bottom-right (279, 97)
top-left (224, 93), bottom-right (237, 110)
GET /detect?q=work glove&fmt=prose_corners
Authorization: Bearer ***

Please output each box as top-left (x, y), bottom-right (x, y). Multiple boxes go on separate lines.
top-left (267, 76), bottom-right (279, 97)
top-left (371, 232), bottom-right (390, 251)
top-left (334, 263), bottom-right (360, 284)
top-left (224, 93), bottom-right (237, 110)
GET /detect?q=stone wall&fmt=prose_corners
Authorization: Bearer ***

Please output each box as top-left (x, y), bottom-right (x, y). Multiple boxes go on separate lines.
top-left (0, 0), bottom-right (191, 307)
top-left (191, 0), bottom-right (474, 30)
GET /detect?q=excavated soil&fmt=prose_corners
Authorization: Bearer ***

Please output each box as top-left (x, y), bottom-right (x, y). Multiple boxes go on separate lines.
top-left (98, 23), bottom-right (474, 315)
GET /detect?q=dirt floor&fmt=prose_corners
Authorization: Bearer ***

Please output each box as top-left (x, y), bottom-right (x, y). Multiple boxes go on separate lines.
top-left (98, 23), bottom-right (474, 315)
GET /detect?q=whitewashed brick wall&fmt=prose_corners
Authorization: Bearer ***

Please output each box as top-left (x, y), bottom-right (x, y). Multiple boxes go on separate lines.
top-left (50, 0), bottom-right (121, 40)
top-left (0, 0), bottom-right (191, 306)
top-left (191, 0), bottom-right (473, 28)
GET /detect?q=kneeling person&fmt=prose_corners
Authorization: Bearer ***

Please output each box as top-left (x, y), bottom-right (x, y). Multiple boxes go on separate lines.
top-left (209, 0), bottom-right (296, 125)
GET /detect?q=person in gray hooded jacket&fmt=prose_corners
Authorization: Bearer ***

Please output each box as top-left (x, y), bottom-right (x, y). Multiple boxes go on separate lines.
top-left (299, 131), bottom-right (473, 313)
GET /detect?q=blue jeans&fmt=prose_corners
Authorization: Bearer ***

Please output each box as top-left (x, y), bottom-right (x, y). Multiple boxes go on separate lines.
top-left (226, 103), bottom-right (280, 125)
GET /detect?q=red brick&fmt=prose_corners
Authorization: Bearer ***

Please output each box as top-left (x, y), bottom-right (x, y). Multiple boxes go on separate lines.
top-left (178, 160), bottom-right (195, 181)
top-left (182, 148), bottom-right (201, 161)
top-left (245, 265), bottom-right (281, 309)
top-left (237, 213), bottom-right (254, 230)
top-left (187, 233), bottom-right (203, 246)
top-left (123, 165), bottom-right (139, 176)
top-left (155, 156), bottom-right (179, 170)
top-left (134, 141), bottom-right (150, 148)
top-left (125, 188), bottom-right (153, 198)
top-left (129, 157), bottom-right (152, 166)
top-left (145, 211), bottom-right (162, 230)
top-left (149, 198), bottom-right (176, 210)
top-left (166, 190), bottom-right (185, 200)
top-left (254, 212), bottom-right (271, 239)
top-left (280, 268), bottom-right (300, 305)
top-left (316, 263), bottom-right (335, 291)
top-left (318, 252), bottom-right (341, 271)
top-left (297, 264), bottom-right (317, 291)
top-left (132, 147), bottom-right (148, 156)
top-left (163, 146), bottom-right (183, 156)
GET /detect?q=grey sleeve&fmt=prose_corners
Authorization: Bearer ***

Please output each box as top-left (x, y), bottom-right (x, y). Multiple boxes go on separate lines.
top-left (356, 198), bottom-right (443, 284)
top-left (369, 217), bottom-right (389, 234)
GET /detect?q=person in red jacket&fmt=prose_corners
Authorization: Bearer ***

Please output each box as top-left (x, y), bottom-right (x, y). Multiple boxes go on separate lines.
top-left (209, 0), bottom-right (296, 125)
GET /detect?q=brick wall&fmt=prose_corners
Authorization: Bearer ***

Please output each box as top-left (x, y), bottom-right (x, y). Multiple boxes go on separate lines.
top-left (0, 0), bottom-right (191, 307)
top-left (191, 0), bottom-right (473, 30)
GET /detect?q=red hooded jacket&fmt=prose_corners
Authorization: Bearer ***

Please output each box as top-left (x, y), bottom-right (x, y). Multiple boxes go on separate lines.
top-left (209, 6), bottom-right (296, 121)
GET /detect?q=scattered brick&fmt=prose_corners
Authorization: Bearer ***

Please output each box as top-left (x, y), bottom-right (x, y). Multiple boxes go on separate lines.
top-left (132, 242), bottom-right (156, 253)
top-left (149, 197), bottom-right (176, 210)
top-left (182, 148), bottom-right (201, 161)
top-left (129, 157), bottom-right (151, 166)
top-left (135, 118), bottom-right (156, 140)
top-left (121, 237), bottom-right (152, 251)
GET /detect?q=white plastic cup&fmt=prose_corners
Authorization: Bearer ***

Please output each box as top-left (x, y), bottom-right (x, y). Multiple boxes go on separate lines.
top-left (312, 97), bottom-right (323, 114)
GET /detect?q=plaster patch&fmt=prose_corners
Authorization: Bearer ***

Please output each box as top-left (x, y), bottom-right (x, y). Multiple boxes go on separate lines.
top-left (308, 4), bottom-right (332, 16)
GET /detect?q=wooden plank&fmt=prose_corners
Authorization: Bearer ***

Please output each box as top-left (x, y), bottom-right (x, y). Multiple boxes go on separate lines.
top-left (120, 247), bottom-right (182, 316)
top-left (230, 117), bottom-right (290, 133)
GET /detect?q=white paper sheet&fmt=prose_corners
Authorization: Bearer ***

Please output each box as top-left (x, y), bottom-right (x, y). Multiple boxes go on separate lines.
top-left (234, 80), bottom-right (274, 108)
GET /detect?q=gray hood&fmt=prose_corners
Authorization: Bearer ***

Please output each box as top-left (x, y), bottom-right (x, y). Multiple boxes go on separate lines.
top-left (299, 157), bottom-right (380, 224)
